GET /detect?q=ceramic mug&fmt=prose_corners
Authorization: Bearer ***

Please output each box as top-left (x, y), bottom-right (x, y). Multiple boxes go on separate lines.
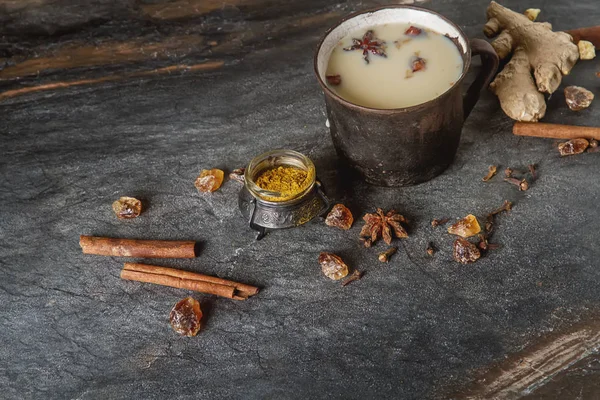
top-left (314, 6), bottom-right (499, 187)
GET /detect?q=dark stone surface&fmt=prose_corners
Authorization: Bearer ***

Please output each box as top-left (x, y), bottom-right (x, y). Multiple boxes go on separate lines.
top-left (1, 1), bottom-right (600, 399)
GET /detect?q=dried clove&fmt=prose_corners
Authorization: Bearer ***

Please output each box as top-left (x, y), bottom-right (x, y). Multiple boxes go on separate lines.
top-left (528, 164), bottom-right (536, 179)
top-left (378, 247), bottom-right (398, 263)
top-left (431, 218), bottom-right (450, 227)
top-left (490, 200), bottom-right (512, 216)
top-left (482, 165), bottom-right (498, 182)
top-left (504, 167), bottom-right (513, 178)
top-left (588, 139), bottom-right (599, 153)
top-left (342, 270), bottom-right (364, 287)
top-left (426, 242), bottom-right (435, 256)
top-left (504, 177), bottom-right (529, 191)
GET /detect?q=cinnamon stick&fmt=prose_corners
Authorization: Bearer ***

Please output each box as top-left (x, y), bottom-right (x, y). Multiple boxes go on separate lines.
top-left (566, 26), bottom-right (600, 48)
top-left (79, 235), bottom-right (196, 258)
top-left (121, 263), bottom-right (259, 300)
top-left (513, 122), bottom-right (600, 141)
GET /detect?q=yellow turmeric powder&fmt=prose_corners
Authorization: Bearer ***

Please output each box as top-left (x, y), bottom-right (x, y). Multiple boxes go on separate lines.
top-left (255, 166), bottom-right (311, 201)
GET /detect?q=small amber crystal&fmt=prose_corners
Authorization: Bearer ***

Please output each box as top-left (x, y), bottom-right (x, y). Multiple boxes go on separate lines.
top-left (112, 196), bottom-right (142, 219)
top-left (558, 138), bottom-right (589, 156)
top-left (325, 204), bottom-right (353, 230)
top-left (319, 252), bottom-right (349, 280)
top-left (170, 297), bottom-right (203, 337)
top-left (453, 238), bottom-right (481, 264)
top-left (564, 86), bottom-right (594, 111)
top-left (447, 214), bottom-right (481, 238)
top-left (195, 169), bottom-right (224, 193)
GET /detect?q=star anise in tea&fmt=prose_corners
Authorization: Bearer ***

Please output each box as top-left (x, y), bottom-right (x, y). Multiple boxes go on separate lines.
top-left (112, 196), bottom-right (142, 219)
top-left (170, 297), bottom-right (203, 337)
top-left (453, 238), bottom-right (481, 264)
top-left (343, 30), bottom-right (387, 64)
top-left (405, 26), bottom-right (423, 36)
top-left (325, 203), bottom-right (353, 230)
top-left (360, 208), bottom-right (408, 245)
top-left (410, 55), bottom-right (427, 72)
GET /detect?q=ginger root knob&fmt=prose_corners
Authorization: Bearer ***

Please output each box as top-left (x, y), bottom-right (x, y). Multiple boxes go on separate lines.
top-left (484, 1), bottom-right (579, 122)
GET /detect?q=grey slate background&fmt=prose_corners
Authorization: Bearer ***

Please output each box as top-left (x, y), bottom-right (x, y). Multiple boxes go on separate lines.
top-left (1, 0), bottom-right (600, 398)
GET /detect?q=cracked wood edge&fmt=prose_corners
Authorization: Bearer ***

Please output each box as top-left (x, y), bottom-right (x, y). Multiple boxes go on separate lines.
top-left (0, 61), bottom-right (224, 102)
top-left (452, 319), bottom-right (600, 399)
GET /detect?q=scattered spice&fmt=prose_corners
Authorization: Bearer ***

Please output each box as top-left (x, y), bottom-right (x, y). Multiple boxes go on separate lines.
top-left (342, 270), bottom-right (364, 287)
top-left (447, 214), bottom-right (481, 238)
top-left (528, 164), bottom-right (536, 179)
top-left (410, 55), bottom-right (427, 72)
top-left (195, 169), bottom-right (225, 193)
top-left (378, 246), bottom-right (397, 263)
top-left (326, 74), bottom-right (342, 86)
top-left (588, 139), bottom-right (600, 153)
top-left (319, 252), bottom-right (349, 280)
top-left (484, 200), bottom-right (512, 238)
top-left (112, 196), bottom-right (142, 219)
top-left (431, 218), bottom-right (450, 227)
top-left (504, 177), bottom-right (529, 191)
top-left (504, 167), bottom-right (513, 178)
top-left (426, 242), bottom-right (435, 256)
top-left (360, 209), bottom-right (408, 245)
top-left (255, 166), bottom-right (310, 201)
top-left (394, 38), bottom-right (411, 49)
top-left (577, 40), bottom-right (596, 60)
top-left (564, 86), bottom-right (594, 111)
top-left (453, 238), bottom-right (481, 264)
top-left (482, 165), bottom-right (498, 181)
top-left (405, 25), bottom-right (423, 36)
top-left (490, 200), bottom-right (512, 216)
top-left (478, 234), bottom-right (501, 251)
top-left (343, 30), bottom-right (387, 64)
top-left (558, 138), bottom-right (589, 156)
top-left (325, 204), bottom-right (354, 230)
top-left (229, 168), bottom-right (245, 183)
top-left (524, 8), bottom-right (541, 21)
top-left (360, 238), bottom-right (372, 248)
top-left (170, 297), bottom-right (203, 337)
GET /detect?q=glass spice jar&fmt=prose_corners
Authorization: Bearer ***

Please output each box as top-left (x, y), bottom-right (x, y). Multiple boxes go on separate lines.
top-left (239, 149), bottom-right (330, 239)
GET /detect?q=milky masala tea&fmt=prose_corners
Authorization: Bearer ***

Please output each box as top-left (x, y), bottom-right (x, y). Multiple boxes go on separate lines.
top-left (325, 23), bottom-right (464, 109)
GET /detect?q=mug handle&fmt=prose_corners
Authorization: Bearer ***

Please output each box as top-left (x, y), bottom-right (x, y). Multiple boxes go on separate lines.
top-left (463, 38), bottom-right (499, 120)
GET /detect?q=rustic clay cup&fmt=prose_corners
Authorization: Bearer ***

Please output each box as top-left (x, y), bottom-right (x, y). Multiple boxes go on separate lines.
top-left (314, 6), bottom-right (499, 186)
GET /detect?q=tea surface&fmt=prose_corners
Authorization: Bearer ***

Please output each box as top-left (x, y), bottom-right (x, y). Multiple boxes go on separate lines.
top-left (325, 23), bottom-right (464, 109)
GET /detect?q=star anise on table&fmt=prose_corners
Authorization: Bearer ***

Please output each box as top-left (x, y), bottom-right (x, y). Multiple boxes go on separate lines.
top-left (343, 30), bottom-right (387, 64)
top-left (360, 209), bottom-right (408, 246)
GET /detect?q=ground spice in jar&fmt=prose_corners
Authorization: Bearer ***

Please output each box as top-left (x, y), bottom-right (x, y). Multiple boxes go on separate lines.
top-left (254, 166), bottom-right (311, 201)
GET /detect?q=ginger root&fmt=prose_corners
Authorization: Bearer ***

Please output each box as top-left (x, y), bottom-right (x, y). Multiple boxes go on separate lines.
top-left (484, 2), bottom-right (579, 121)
